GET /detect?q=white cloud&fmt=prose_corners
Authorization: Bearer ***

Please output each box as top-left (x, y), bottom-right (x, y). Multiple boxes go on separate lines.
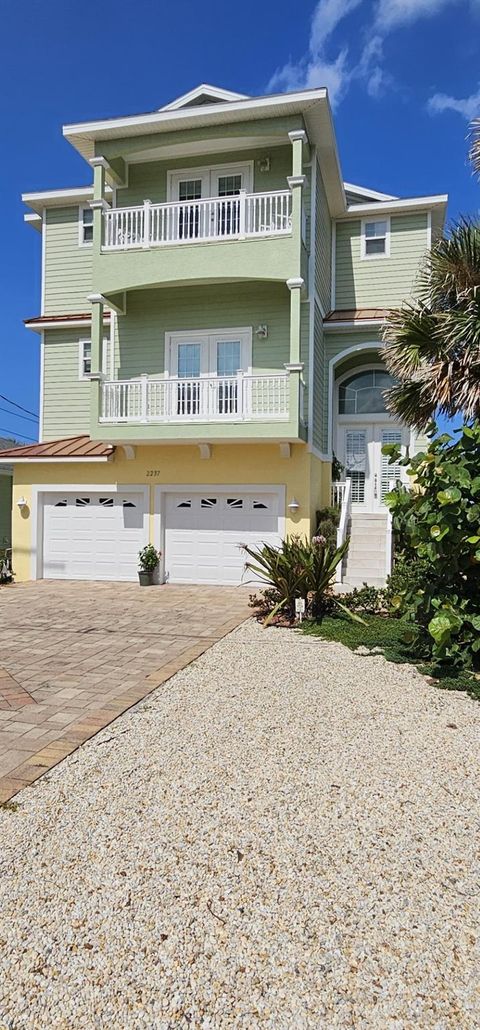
top-left (374, 0), bottom-right (459, 31)
top-left (427, 85), bottom-right (480, 120)
top-left (267, 0), bottom-right (363, 108)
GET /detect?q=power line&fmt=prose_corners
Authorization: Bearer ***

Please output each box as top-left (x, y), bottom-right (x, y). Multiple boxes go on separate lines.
top-left (0, 426), bottom-right (36, 443)
top-left (0, 405), bottom-right (38, 425)
top-left (0, 394), bottom-right (39, 419)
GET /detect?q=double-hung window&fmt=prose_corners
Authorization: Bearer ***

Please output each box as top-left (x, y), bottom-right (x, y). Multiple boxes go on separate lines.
top-left (79, 205), bottom-right (93, 246)
top-left (79, 340), bottom-right (92, 379)
top-left (361, 218), bottom-right (390, 258)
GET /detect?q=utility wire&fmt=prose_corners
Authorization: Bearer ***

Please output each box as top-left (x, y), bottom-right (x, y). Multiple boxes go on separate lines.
top-left (0, 426), bottom-right (36, 443)
top-left (0, 405), bottom-right (38, 425)
top-left (0, 393), bottom-right (39, 419)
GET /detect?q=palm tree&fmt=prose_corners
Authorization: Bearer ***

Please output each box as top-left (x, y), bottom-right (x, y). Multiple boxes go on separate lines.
top-left (382, 219), bottom-right (480, 429)
top-left (470, 117), bottom-right (480, 176)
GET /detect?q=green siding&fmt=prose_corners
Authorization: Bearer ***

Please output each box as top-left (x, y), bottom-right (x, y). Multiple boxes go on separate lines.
top-left (42, 328), bottom-right (91, 439)
top-left (44, 207), bottom-right (92, 315)
top-left (0, 474), bottom-right (12, 546)
top-left (314, 160), bottom-right (331, 313)
top-left (312, 303), bottom-right (327, 453)
top-left (115, 282), bottom-right (291, 378)
top-left (335, 213), bottom-right (429, 309)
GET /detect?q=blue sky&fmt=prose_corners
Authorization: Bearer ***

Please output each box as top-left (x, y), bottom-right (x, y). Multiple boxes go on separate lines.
top-left (1, 0), bottom-right (479, 442)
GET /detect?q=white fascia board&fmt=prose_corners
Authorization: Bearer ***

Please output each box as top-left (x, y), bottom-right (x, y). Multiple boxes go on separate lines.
top-left (24, 212), bottom-right (42, 231)
top-left (63, 88), bottom-right (328, 140)
top-left (344, 181), bottom-right (397, 201)
top-left (323, 317), bottom-right (385, 329)
top-left (25, 316), bottom-right (110, 333)
top-left (342, 194), bottom-right (448, 217)
top-left (160, 83), bottom-right (249, 111)
top-left (22, 185), bottom-right (113, 214)
top-left (4, 456), bottom-right (112, 464)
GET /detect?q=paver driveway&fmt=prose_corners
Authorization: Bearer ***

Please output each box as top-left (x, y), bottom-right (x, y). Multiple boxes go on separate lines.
top-left (0, 581), bottom-right (249, 802)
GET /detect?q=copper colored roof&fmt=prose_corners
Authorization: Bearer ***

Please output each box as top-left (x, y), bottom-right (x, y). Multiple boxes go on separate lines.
top-left (0, 436), bottom-right (115, 459)
top-left (24, 312), bottom-right (111, 325)
top-left (324, 308), bottom-right (391, 322)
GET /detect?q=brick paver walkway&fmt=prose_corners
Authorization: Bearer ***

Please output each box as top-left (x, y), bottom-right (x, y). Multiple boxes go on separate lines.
top-left (0, 581), bottom-right (250, 802)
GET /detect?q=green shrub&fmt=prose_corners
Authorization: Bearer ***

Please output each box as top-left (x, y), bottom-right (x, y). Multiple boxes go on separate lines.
top-left (339, 583), bottom-right (386, 615)
top-left (315, 505), bottom-right (340, 548)
top-left (383, 422), bottom-right (480, 669)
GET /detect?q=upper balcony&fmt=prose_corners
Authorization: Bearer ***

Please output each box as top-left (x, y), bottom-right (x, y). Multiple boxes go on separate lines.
top-left (103, 189), bottom-right (292, 251)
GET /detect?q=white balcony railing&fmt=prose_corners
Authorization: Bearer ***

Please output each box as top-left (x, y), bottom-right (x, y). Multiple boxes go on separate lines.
top-left (100, 373), bottom-right (292, 424)
top-left (331, 479), bottom-right (352, 584)
top-left (103, 190), bottom-right (292, 250)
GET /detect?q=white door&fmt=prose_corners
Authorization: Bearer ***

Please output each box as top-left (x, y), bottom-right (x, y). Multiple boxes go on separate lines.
top-left (42, 491), bottom-right (147, 581)
top-left (169, 331), bottom-right (251, 418)
top-left (340, 424), bottom-right (406, 512)
top-left (169, 165), bottom-right (252, 239)
top-left (164, 490), bottom-right (280, 585)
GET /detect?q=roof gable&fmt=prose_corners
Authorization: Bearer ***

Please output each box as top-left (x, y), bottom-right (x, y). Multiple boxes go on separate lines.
top-left (160, 83), bottom-right (249, 112)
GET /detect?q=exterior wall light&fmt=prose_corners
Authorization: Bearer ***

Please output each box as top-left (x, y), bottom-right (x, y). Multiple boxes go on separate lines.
top-left (288, 497), bottom-right (300, 513)
top-left (255, 325), bottom-right (268, 338)
top-left (257, 157), bottom-right (271, 172)
top-left (17, 497), bottom-right (27, 509)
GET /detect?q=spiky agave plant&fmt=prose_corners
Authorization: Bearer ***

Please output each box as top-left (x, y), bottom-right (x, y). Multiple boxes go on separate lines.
top-left (243, 535), bottom-right (363, 626)
top-left (382, 219), bottom-right (480, 429)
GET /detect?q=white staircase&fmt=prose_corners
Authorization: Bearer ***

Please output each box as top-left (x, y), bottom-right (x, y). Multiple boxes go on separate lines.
top-left (341, 513), bottom-right (389, 589)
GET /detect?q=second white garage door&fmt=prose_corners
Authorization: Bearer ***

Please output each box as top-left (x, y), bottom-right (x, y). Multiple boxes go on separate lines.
top-left (164, 490), bottom-right (281, 585)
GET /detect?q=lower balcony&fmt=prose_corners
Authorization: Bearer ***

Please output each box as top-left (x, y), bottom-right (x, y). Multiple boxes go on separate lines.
top-left (95, 372), bottom-right (306, 444)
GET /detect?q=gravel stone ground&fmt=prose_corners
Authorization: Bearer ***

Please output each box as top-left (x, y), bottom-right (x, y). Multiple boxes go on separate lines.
top-left (0, 620), bottom-right (479, 1030)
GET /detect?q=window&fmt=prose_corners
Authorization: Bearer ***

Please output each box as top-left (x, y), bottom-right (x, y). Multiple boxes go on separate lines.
top-left (201, 497), bottom-right (217, 508)
top-left (79, 340), bottom-right (92, 380)
top-left (339, 370), bottom-right (394, 415)
top-left (79, 205), bottom-right (93, 246)
top-left (75, 497), bottom-right (90, 506)
top-left (361, 218), bottom-right (389, 258)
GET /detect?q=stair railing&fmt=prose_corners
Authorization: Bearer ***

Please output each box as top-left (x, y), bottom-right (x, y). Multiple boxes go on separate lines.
top-left (335, 478), bottom-right (351, 584)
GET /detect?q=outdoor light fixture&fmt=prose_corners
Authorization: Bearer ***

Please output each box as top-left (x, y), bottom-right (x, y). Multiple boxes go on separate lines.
top-left (17, 496), bottom-right (27, 509)
top-left (257, 156), bottom-right (271, 172)
top-left (255, 325), bottom-right (268, 338)
top-left (288, 497), bottom-right (300, 513)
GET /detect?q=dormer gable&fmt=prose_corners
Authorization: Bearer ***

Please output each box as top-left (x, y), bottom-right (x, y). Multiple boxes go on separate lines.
top-left (159, 83), bottom-right (249, 111)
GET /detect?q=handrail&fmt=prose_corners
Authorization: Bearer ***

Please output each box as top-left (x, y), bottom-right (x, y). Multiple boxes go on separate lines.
top-left (335, 478), bottom-right (352, 584)
top-left (103, 189), bottom-right (292, 250)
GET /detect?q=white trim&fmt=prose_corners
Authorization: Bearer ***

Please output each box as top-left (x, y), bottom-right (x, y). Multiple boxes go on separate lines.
top-left (24, 212), bottom-right (42, 231)
top-left (160, 84), bottom-right (249, 111)
top-left (8, 456), bottom-right (112, 464)
top-left (22, 185), bottom-right (113, 215)
top-left (309, 443), bottom-right (331, 462)
top-left (324, 319), bottom-right (386, 331)
top-left (286, 277), bottom-right (304, 290)
top-left (78, 204), bottom-right (93, 247)
top-left (427, 209), bottom-right (432, 249)
top-left (79, 338), bottom-right (92, 380)
top-left (25, 315), bottom-right (111, 333)
top-left (41, 209), bottom-right (46, 315)
top-left (313, 291), bottom-right (326, 319)
top-left (307, 149), bottom-right (317, 447)
top-left (153, 483), bottom-right (286, 585)
top-left (288, 129), bottom-right (308, 144)
top-left (166, 160), bottom-right (254, 201)
top-left (327, 341), bottom-right (386, 456)
top-left (360, 216), bottom-right (390, 260)
top-left (330, 217), bottom-right (336, 310)
top-left (110, 312), bottom-right (116, 380)
top-left (342, 194), bottom-right (448, 217)
top-left (39, 331), bottom-right (45, 442)
top-left (31, 484), bottom-right (149, 581)
top-left (287, 175), bottom-right (306, 189)
top-left (164, 326), bottom-right (253, 378)
top-left (63, 88), bottom-right (328, 138)
top-left (344, 182), bottom-right (397, 202)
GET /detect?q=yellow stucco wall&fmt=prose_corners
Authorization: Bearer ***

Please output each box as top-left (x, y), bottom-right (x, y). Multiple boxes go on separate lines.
top-left (12, 443), bottom-right (331, 581)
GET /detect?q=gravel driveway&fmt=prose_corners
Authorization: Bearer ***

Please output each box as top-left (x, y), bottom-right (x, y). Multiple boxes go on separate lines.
top-left (0, 620), bottom-right (479, 1029)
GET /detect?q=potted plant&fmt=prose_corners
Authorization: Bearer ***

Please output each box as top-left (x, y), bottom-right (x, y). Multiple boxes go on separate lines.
top-left (138, 544), bottom-right (161, 586)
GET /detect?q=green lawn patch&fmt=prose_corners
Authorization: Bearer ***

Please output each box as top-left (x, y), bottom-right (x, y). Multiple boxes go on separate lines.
top-left (302, 614), bottom-right (480, 700)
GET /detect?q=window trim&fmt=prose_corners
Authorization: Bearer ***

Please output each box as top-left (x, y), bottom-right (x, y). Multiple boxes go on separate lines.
top-left (78, 337), bottom-right (109, 381)
top-left (360, 216), bottom-right (390, 260)
top-left (78, 204), bottom-right (94, 247)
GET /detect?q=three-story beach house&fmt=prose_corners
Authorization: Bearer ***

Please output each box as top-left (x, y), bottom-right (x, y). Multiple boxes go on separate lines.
top-left (0, 83), bottom-right (447, 586)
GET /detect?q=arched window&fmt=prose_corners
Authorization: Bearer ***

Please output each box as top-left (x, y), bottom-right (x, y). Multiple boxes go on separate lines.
top-left (338, 369), bottom-right (394, 415)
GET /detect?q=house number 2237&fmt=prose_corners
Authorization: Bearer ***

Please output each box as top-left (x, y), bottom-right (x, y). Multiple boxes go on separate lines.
top-left (146, 470), bottom-right (162, 477)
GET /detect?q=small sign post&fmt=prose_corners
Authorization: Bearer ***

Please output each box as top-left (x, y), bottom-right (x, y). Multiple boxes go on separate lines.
top-left (295, 597), bottom-right (306, 622)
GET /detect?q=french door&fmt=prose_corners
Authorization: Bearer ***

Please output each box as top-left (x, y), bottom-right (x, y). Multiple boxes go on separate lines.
top-left (169, 165), bottom-right (252, 239)
top-left (339, 423), bottom-right (407, 512)
top-left (169, 330), bottom-right (251, 418)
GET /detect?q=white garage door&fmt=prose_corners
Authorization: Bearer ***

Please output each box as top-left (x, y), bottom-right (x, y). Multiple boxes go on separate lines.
top-left (164, 490), bottom-right (281, 585)
top-left (42, 491), bottom-right (147, 581)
